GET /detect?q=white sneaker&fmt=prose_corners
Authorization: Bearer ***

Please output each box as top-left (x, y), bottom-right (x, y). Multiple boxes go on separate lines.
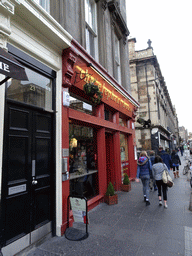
top-left (164, 204), bottom-right (168, 209)
top-left (159, 201), bottom-right (162, 206)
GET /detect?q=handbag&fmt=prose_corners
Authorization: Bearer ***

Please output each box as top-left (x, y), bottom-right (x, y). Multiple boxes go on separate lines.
top-left (162, 165), bottom-right (174, 188)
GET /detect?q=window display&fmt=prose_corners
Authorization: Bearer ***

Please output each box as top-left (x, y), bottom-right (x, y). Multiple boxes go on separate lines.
top-left (69, 123), bottom-right (98, 199)
top-left (120, 133), bottom-right (129, 182)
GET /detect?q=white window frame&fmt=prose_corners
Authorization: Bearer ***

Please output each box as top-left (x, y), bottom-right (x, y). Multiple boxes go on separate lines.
top-left (85, 0), bottom-right (98, 61)
top-left (34, 0), bottom-right (50, 13)
top-left (114, 34), bottom-right (121, 84)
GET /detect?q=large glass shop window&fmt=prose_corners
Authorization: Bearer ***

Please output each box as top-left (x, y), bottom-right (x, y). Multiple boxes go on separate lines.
top-left (69, 94), bottom-right (93, 115)
top-left (6, 66), bottom-right (52, 111)
top-left (69, 123), bottom-right (98, 199)
top-left (120, 133), bottom-right (129, 182)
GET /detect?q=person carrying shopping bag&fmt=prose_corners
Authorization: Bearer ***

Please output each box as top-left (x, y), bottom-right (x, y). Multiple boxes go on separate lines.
top-left (152, 155), bottom-right (170, 208)
top-left (135, 151), bottom-right (152, 206)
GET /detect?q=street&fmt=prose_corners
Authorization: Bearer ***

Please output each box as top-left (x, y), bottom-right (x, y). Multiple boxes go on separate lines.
top-left (18, 152), bottom-right (192, 256)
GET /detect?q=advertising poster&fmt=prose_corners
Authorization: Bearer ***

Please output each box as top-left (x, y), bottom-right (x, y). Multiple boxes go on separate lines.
top-left (70, 197), bottom-right (87, 223)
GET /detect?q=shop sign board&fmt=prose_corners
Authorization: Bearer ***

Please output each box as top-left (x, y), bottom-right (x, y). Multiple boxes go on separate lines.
top-left (63, 90), bottom-right (70, 106)
top-left (70, 197), bottom-right (87, 223)
top-left (72, 58), bottom-right (136, 117)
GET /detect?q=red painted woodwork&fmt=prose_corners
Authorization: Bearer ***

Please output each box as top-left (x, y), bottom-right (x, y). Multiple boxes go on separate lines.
top-left (97, 128), bottom-right (107, 195)
top-left (61, 41), bottom-right (139, 236)
top-left (105, 133), bottom-right (115, 187)
top-left (113, 131), bottom-right (122, 190)
top-left (62, 48), bottom-right (77, 88)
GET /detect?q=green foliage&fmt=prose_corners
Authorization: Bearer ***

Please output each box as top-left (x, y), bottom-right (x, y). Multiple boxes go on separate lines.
top-left (123, 173), bottom-right (130, 185)
top-left (83, 81), bottom-right (103, 105)
top-left (106, 182), bottom-right (115, 196)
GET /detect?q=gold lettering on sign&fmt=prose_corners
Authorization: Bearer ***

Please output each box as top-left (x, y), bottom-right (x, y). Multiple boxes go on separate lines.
top-left (76, 66), bottom-right (131, 111)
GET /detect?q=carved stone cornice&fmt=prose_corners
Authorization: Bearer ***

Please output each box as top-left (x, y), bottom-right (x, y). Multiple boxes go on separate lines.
top-left (0, 0), bottom-right (16, 15)
top-left (0, 33), bottom-right (9, 50)
top-left (108, 1), bottom-right (129, 37)
top-left (0, 0), bottom-right (16, 47)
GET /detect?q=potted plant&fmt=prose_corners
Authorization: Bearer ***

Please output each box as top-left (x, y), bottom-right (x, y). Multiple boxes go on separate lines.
top-left (104, 182), bottom-right (118, 205)
top-left (121, 173), bottom-right (131, 192)
top-left (83, 81), bottom-right (103, 105)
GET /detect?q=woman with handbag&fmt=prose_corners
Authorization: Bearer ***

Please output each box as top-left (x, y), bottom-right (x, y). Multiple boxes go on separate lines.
top-left (152, 155), bottom-right (169, 208)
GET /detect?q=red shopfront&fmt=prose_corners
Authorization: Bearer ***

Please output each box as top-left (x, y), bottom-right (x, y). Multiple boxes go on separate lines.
top-left (61, 41), bottom-right (139, 234)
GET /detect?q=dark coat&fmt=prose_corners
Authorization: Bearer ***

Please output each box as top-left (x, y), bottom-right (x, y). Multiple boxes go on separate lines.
top-left (171, 151), bottom-right (181, 166)
top-left (158, 150), bottom-right (172, 170)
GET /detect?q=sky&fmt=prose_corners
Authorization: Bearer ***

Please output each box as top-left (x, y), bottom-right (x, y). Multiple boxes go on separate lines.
top-left (126, 0), bottom-right (192, 133)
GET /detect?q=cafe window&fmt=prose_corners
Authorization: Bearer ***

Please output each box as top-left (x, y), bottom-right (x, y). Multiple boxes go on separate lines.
top-left (69, 94), bottom-right (93, 115)
top-left (119, 115), bottom-right (127, 127)
top-left (120, 133), bottom-right (129, 182)
top-left (69, 123), bottom-right (98, 199)
top-left (6, 66), bottom-right (52, 111)
top-left (104, 106), bottom-right (114, 122)
top-left (85, 0), bottom-right (98, 60)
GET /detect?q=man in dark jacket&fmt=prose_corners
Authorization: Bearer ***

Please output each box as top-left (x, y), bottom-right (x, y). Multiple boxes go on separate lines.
top-left (157, 146), bottom-right (172, 171)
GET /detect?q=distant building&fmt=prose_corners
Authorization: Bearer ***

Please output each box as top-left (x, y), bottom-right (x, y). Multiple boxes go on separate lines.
top-left (179, 126), bottom-right (188, 143)
top-left (128, 38), bottom-right (179, 154)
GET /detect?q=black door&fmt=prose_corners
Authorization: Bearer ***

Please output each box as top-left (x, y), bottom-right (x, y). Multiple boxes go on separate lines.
top-left (2, 102), bottom-right (53, 245)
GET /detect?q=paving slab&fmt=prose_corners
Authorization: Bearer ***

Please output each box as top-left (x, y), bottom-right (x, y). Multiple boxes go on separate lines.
top-left (17, 153), bottom-right (192, 256)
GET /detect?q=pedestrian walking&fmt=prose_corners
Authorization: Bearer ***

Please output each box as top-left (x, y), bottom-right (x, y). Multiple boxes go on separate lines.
top-left (135, 151), bottom-right (152, 206)
top-left (157, 145), bottom-right (172, 171)
top-left (180, 144), bottom-right (184, 156)
top-left (148, 150), bottom-right (158, 191)
top-left (152, 155), bottom-right (169, 209)
top-left (171, 150), bottom-right (181, 178)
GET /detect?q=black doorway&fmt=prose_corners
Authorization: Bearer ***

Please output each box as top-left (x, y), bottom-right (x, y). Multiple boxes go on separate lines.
top-left (1, 101), bottom-right (53, 245)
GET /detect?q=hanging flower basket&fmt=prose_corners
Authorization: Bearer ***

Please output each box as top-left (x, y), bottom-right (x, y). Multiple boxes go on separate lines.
top-left (83, 82), bottom-right (103, 105)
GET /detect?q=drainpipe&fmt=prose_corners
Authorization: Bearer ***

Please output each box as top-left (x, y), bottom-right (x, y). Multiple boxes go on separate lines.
top-left (145, 62), bottom-right (151, 120)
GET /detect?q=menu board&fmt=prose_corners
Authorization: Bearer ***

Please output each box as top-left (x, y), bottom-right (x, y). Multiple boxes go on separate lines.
top-left (70, 197), bottom-right (87, 223)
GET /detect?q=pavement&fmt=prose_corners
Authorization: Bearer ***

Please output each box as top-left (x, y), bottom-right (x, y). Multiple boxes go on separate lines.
top-left (18, 152), bottom-right (192, 256)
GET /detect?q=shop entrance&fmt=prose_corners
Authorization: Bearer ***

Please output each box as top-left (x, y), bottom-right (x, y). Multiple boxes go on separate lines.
top-left (105, 133), bottom-right (115, 186)
top-left (1, 101), bottom-right (53, 245)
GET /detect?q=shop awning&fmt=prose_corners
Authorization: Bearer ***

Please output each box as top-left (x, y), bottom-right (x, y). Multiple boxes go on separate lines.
top-left (160, 132), bottom-right (171, 141)
top-left (0, 47), bottom-right (28, 85)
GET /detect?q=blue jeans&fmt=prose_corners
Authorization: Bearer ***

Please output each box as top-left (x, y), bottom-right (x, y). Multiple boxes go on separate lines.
top-left (140, 175), bottom-right (150, 200)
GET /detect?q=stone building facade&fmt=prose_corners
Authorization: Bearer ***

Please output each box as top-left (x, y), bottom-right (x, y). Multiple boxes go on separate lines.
top-left (128, 38), bottom-right (179, 154)
top-left (50, 0), bottom-right (131, 93)
top-left (0, 1), bottom-right (139, 254)
top-left (179, 126), bottom-right (188, 143)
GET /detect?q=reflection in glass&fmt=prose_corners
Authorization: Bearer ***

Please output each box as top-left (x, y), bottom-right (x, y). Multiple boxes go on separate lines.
top-left (69, 95), bottom-right (92, 115)
top-left (69, 123), bottom-right (98, 199)
top-left (7, 67), bottom-right (52, 111)
top-left (119, 117), bottom-right (127, 127)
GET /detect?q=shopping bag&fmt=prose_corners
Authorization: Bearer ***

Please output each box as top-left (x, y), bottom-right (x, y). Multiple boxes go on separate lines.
top-left (162, 170), bottom-right (174, 188)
